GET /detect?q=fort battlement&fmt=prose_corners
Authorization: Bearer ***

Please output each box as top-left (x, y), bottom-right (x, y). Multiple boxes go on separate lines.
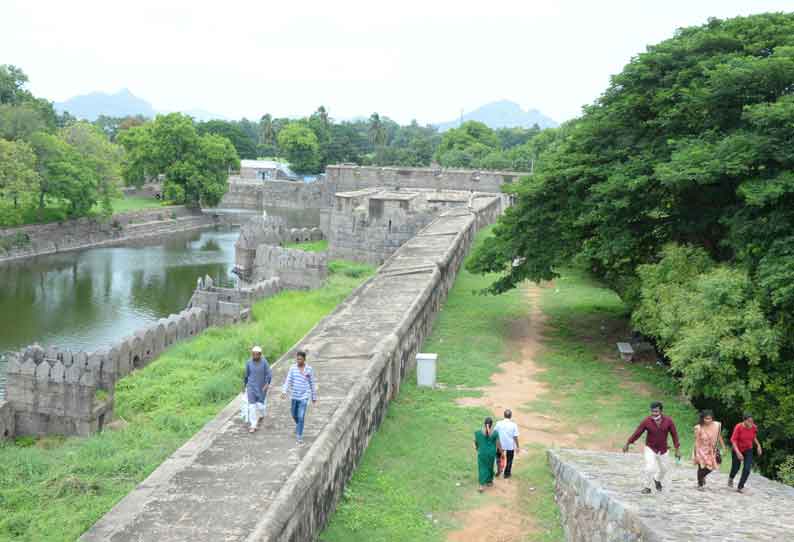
top-left (2, 275), bottom-right (281, 438)
top-left (242, 246), bottom-right (328, 289)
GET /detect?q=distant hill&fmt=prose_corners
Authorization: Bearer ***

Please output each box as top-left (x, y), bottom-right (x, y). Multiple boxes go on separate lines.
top-left (55, 89), bottom-right (157, 121)
top-left (55, 89), bottom-right (226, 122)
top-left (436, 100), bottom-right (558, 132)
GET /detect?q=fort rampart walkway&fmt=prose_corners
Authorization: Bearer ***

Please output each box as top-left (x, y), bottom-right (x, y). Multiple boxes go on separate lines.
top-left (80, 195), bottom-right (502, 541)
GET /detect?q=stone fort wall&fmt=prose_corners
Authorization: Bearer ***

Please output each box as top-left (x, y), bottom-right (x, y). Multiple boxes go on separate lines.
top-left (2, 276), bottom-right (282, 439)
top-left (320, 165), bottom-right (523, 232)
top-left (79, 194), bottom-right (503, 541)
top-left (0, 206), bottom-right (216, 263)
top-left (217, 177), bottom-right (323, 212)
top-left (244, 246), bottom-right (328, 290)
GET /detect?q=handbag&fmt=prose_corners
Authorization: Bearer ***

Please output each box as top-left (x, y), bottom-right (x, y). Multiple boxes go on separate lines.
top-left (715, 447), bottom-right (722, 465)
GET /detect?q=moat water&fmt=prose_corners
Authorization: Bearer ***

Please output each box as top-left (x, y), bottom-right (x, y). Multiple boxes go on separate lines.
top-left (0, 226), bottom-right (241, 397)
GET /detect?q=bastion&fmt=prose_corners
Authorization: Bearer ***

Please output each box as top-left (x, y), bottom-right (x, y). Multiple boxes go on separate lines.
top-left (548, 448), bottom-right (794, 541)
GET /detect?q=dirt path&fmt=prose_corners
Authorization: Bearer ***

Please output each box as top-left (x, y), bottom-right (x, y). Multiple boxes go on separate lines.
top-left (447, 284), bottom-right (582, 542)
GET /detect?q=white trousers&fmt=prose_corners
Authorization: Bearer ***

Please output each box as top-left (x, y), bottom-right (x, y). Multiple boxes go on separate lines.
top-left (247, 398), bottom-right (267, 428)
top-left (643, 446), bottom-right (670, 490)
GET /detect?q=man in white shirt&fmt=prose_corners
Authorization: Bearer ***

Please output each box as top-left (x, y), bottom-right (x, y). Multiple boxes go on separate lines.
top-left (494, 409), bottom-right (520, 478)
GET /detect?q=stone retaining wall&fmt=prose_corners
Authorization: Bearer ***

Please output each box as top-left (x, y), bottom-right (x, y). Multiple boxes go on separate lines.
top-left (548, 448), bottom-right (794, 542)
top-left (0, 206), bottom-right (216, 263)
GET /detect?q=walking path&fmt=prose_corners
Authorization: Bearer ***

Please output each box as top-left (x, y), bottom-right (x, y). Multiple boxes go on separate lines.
top-left (449, 284), bottom-right (580, 542)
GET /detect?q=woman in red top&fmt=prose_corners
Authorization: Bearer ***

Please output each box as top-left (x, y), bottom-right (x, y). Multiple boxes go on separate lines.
top-left (729, 413), bottom-right (763, 493)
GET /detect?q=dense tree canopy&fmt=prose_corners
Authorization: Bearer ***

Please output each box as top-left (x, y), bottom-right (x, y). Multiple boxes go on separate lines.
top-left (468, 12), bottom-right (794, 478)
top-left (0, 66), bottom-right (123, 225)
top-left (118, 113), bottom-right (239, 207)
top-left (276, 122), bottom-right (321, 174)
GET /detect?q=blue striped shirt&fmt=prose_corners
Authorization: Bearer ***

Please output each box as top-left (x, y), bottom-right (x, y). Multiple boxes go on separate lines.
top-left (281, 364), bottom-right (317, 401)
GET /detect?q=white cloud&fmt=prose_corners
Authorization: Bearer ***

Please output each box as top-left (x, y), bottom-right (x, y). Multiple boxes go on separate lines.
top-left (2, 0), bottom-right (791, 124)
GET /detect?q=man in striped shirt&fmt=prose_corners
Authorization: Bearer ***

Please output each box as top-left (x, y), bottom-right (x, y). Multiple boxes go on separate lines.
top-left (280, 351), bottom-right (317, 445)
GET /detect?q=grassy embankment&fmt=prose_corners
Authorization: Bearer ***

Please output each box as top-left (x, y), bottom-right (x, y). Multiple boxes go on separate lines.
top-left (0, 260), bottom-right (374, 542)
top-left (284, 239), bottom-right (329, 252)
top-left (0, 197), bottom-right (168, 228)
top-left (322, 230), bottom-right (697, 542)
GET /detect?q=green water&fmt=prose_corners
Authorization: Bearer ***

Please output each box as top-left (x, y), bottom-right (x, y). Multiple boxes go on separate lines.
top-left (0, 227), bottom-right (239, 395)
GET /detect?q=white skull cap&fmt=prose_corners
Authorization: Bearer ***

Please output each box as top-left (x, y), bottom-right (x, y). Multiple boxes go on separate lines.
top-left (251, 346), bottom-right (262, 353)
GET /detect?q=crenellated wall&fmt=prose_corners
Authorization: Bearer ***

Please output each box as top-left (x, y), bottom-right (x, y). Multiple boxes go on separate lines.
top-left (189, 275), bottom-right (282, 326)
top-left (4, 276), bottom-right (282, 438)
top-left (243, 246), bottom-right (327, 290)
top-left (0, 206), bottom-right (217, 263)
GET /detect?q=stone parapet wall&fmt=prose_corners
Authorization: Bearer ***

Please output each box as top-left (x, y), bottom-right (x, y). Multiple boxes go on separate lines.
top-left (548, 448), bottom-right (794, 542)
top-left (217, 177), bottom-right (323, 211)
top-left (0, 206), bottom-right (216, 263)
top-left (189, 276), bottom-right (282, 326)
top-left (0, 400), bottom-right (13, 440)
top-left (245, 246), bottom-right (327, 289)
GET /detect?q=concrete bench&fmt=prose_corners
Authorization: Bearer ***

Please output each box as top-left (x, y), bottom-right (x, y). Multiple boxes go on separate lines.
top-left (616, 342), bottom-right (634, 362)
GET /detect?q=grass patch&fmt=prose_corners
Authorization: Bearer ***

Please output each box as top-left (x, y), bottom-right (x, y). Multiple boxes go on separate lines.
top-left (0, 262), bottom-right (374, 542)
top-left (322, 247), bottom-right (698, 541)
top-left (103, 196), bottom-right (168, 214)
top-left (284, 239), bottom-right (328, 252)
top-left (0, 197), bottom-right (169, 228)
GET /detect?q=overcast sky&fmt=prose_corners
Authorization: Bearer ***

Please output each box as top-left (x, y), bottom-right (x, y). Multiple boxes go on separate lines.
top-left (2, 1), bottom-right (791, 125)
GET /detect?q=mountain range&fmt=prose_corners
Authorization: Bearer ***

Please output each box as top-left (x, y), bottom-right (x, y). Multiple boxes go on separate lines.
top-left (54, 89), bottom-right (226, 122)
top-left (435, 100), bottom-right (557, 131)
top-left (54, 91), bottom-right (557, 132)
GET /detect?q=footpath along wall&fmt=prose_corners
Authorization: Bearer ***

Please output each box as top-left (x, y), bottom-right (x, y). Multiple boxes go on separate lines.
top-left (0, 206), bottom-right (217, 263)
top-left (80, 195), bottom-right (503, 542)
top-left (548, 449), bottom-right (794, 542)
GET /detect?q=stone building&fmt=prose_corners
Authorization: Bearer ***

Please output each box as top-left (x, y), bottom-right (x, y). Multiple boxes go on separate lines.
top-left (326, 187), bottom-right (480, 265)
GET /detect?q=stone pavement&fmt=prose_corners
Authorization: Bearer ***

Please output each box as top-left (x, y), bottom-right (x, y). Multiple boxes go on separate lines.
top-left (80, 197), bottom-right (503, 541)
top-left (549, 448), bottom-right (794, 542)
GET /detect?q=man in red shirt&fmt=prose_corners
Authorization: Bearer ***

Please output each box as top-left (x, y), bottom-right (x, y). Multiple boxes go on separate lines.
top-left (729, 413), bottom-right (763, 493)
top-left (623, 401), bottom-right (681, 494)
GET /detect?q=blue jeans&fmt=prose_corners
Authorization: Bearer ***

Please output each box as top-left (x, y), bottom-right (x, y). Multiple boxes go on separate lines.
top-left (290, 399), bottom-right (308, 439)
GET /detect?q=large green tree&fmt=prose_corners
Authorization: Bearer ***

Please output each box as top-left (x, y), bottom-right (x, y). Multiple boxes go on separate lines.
top-left (276, 122), bottom-right (321, 174)
top-left (0, 139), bottom-right (39, 208)
top-left (197, 119), bottom-right (257, 159)
top-left (467, 12), bottom-right (794, 478)
top-left (28, 132), bottom-right (98, 215)
top-left (118, 113), bottom-right (239, 206)
top-left (60, 122), bottom-right (123, 215)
